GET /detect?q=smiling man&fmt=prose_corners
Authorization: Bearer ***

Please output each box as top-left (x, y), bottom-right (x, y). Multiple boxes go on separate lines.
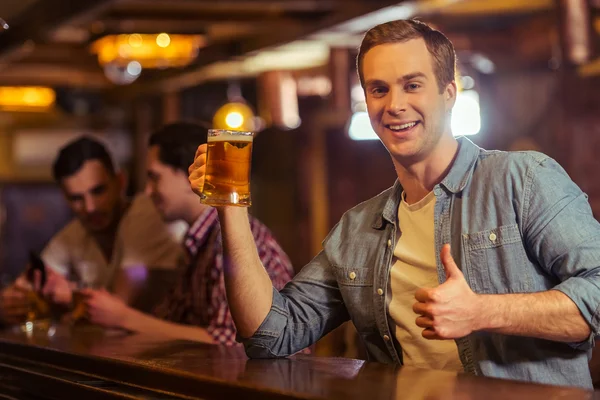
top-left (188, 19), bottom-right (600, 388)
top-left (0, 136), bottom-right (184, 325)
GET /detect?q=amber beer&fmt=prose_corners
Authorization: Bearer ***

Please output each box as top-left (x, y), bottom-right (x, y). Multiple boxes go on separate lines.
top-left (71, 290), bottom-right (88, 323)
top-left (201, 129), bottom-right (254, 206)
top-left (25, 290), bottom-right (50, 323)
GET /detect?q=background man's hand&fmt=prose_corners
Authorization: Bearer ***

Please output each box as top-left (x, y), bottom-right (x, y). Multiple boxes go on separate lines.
top-left (83, 289), bottom-right (131, 329)
top-left (42, 268), bottom-right (74, 306)
top-left (0, 276), bottom-right (32, 325)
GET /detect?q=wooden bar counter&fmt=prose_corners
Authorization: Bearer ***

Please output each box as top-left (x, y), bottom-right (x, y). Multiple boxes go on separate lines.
top-left (0, 324), bottom-right (597, 399)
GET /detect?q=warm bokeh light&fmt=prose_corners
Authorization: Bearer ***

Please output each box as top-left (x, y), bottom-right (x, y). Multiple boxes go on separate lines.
top-left (0, 87), bottom-right (56, 112)
top-left (90, 34), bottom-right (205, 68)
top-left (225, 112), bottom-right (244, 129)
top-left (128, 33), bottom-right (143, 48)
top-left (156, 33), bottom-right (171, 48)
top-left (213, 102), bottom-right (255, 131)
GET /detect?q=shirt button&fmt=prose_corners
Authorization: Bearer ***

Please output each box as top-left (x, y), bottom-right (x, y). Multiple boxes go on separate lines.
top-left (377, 288), bottom-right (384, 296)
top-left (383, 335), bottom-right (390, 342)
top-left (387, 239), bottom-right (392, 248)
top-left (349, 271), bottom-right (357, 280)
top-left (489, 232), bottom-right (497, 242)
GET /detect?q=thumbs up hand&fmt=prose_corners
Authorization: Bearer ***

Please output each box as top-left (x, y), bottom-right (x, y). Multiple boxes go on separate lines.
top-left (413, 244), bottom-right (482, 340)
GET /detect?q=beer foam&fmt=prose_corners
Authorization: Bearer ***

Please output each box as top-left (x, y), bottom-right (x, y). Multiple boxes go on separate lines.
top-left (208, 131), bottom-right (253, 143)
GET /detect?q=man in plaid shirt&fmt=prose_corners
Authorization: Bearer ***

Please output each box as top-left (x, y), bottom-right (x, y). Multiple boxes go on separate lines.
top-left (81, 122), bottom-right (294, 345)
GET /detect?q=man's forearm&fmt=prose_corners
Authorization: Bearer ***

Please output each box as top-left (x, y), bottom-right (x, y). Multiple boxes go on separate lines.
top-left (218, 207), bottom-right (275, 338)
top-left (122, 308), bottom-right (215, 343)
top-left (476, 290), bottom-right (590, 342)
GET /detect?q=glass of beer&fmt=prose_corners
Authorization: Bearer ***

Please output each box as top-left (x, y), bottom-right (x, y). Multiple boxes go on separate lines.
top-left (200, 129), bottom-right (254, 207)
top-left (18, 290), bottom-right (52, 336)
top-left (71, 287), bottom-right (88, 324)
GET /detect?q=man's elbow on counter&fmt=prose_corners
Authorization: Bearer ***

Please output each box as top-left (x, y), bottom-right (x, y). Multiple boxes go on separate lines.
top-left (243, 343), bottom-right (286, 359)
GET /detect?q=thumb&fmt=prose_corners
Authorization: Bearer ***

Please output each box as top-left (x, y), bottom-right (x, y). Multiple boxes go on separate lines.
top-left (440, 244), bottom-right (462, 279)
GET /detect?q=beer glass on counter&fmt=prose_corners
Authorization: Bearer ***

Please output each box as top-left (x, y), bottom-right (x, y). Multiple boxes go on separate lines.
top-left (23, 290), bottom-right (51, 331)
top-left (71, 287), bottom-right (88, 323)
top-left (200, 129), bottom-right (254, 207)
top-left (70, 262), bottom-right (98, 325)
top-left (20, 252), bottom-right (52, 334)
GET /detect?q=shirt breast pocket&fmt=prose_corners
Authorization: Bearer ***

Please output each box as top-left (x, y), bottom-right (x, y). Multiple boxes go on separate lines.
top-left (332, 266), bottom-right (376, 333)
top-left (462, 224), bottom-right (532, 294)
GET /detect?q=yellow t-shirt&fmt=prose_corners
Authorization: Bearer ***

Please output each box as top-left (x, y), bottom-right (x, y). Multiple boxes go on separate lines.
top-left (388, 191), bottom-right (463, 371)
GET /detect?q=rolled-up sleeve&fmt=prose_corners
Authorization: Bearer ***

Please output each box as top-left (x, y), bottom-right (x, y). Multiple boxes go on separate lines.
top-left (524, 157), bottom-right (600, 349)
top-left (241, 251), bottom-right (349, 358)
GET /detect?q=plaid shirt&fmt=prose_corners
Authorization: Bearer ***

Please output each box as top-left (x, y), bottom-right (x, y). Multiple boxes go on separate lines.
top-left (154, 208), bottom-right (294, 346)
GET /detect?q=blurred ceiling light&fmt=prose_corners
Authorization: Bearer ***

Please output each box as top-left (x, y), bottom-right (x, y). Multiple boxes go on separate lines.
top-left (90, 33), bottom-right (205, 69)
top-left (0, 87), bottom-right (55, 112)
top-left (335, 3), bottom-right (417, 33)
top-left (128, 33), bottom-right (143, 48)
top-left (296, 76), bottom-right (332, 97)
top-left (225, 112), bottom-right (244, 129)
top-left (471, 54), bottom-right (495, 74)
top-left (104, 61), bottom-right (142, 85)
top-left (147, 39), bottom-right (331, 86)
top-left (213, 102), bottom-right (256, 131)
top-left (243, 41), bottom-right (329, 73)
top-left (459, 75), bottom-right (475, 90)
top-left (0, 18), bottom-right (9, 30)
top-left (156, 33), bottom-right (171, 48)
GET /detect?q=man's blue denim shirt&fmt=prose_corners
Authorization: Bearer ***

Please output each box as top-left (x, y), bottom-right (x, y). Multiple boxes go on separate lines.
top-left (242, 137), bottom-right (600, 389)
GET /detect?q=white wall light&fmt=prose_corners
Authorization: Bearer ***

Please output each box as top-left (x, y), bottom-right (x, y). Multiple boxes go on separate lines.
top-left (451, 90), bottom-right (481, 136)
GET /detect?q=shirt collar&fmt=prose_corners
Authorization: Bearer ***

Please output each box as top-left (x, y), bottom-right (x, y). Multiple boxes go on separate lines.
top-left (374, 180), bottom-right (403, 229)
top-left (374, 136), bottom-right (481, 228)
top-left (439, 136), bottom-right (481, 194)
top-left (184, 207), bottom-right (218, 258)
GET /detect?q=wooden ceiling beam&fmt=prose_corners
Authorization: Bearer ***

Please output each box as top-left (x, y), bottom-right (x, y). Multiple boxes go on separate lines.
top-left (13, 44), bottom-right (99, 66)
top-left (0, 63), bottom-right (109, 88)
top-left (442, 16), bottom-right (556, 72)
top-left (96, 16), bottom-right (308, 35)
top-left (0, 0), bottom-right (116, 63)
top-left (417, 0), bottom-right (553, 17)
top-left (111, 0), bottom-right (337, 14)
top-left (108, 0), bottom-right (398, 97)
top-left (421, 9), bottom-right (554, 33)
top-left (435, 13), bottom-right (555, 53)
top-left (104, 9), bottom-right (331, 23)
